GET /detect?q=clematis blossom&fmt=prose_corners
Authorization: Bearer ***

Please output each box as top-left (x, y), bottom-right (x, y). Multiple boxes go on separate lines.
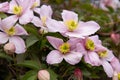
top-left (4, 0), bottom-right (38, 25)
top-left (46, 10), bottom-right (100, 38)
top-left (31, 5), bottom-right (52, 33)
top-left (46, 36), bottom-right (83, 65)
top-left (0, 2), bottom-right (9, 12)
top-left (0, 18), bottom-right (28, 54)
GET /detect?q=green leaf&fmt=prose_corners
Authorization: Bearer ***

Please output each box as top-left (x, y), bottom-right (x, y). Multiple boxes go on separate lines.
top-left (16, 60), bottom-right (40, 70)
top-left (0, 12), bottom-right (7, 18)
top-left (21, 70), bottom-right (37, 80)
top-left (47, 69), bottom-right (58, 80)
top-left (0, 53), bottom-right (13, 61)
top-left (26, 34), bottom-right (39, 48)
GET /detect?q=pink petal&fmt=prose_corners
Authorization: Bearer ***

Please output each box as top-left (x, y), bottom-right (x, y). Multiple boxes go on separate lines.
top-left (88, 51), bottom-right (101, 66)
top-left (1, 15), bottom-right (18, 30)
top-left (47, 36), bottom-right (63, 49)
top-left (101, 60), bottom-right (114, 77)
top-left (64, 51), bottom-right (83, 65)
top-left (40, 5), bottom-right (53, 18)
top-left (76, 43), bottom-right (86, 54)
top-left (89, 35), bottom-right (102, 45)
top-left (65, 32), bottom-right (85, 38)
top-left (19, 10), bottom-right (33, 24)
top-left (46, 19), bottom-right (67, 33)
top-left (34, 7), bottom-right (40, 13)
top-left (15, 24), bottom-right (28, 35)
top-left (76, 21), bottom-right (100, 36)
top-left (0, 2), bottom-right (9, 12)
top-left (61, 10), bottom-right (78, 22)
top-left (111, 57), bottom-right (120, 72)
top-left (0, 32), bottom-right (9, 44)
top-left (8, 0), bottom-right (18, 13)
top-left (46, 50), bottom-right (63, 64)
top-left (31, 16), bottom-right (43, 27)
top-left (105, 50), bottom-right (115, 61)
top-left (9, 36), bottom-right (26, 54)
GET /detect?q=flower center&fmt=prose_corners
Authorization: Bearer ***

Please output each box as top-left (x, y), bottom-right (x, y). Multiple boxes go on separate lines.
top-left (5, 27), bottom-right (16, 36)
top-left (65, 20), bottom-right (78, 31)
top-left (98, 50), bottom-right (108, 58)
top-left (13, 5), bottom-right (22, 15)
top-left (41, 16), bottom-right (47, 26)
top-left (59, 43), bottom-right (70, 54)
top-left (31, 2), bottom-right (39, 9)
top-left (85, 39), bottom-right (95, 51)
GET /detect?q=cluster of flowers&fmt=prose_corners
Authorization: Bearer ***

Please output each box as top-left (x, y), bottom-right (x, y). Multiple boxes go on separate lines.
top-left (0, 0), bottom-right (120, 79)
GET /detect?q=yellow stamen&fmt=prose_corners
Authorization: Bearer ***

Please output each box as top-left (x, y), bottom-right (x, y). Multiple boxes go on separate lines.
top-left (13, 5), bottom-right (22, 15)
top-left (5, 27), bottom-right (16, 36)
top-left (98, 50), bottom-right (108, 58)
top-left (59, 43), bottom-right (70, 54)
top-left (41, 16), bottom-right (47, 26)
top-left (85, 39), bottom-right (95, 51)
top-left (65, 20), bottom-right (78, 31)
top-left (118, 73), bottom-right (120, 80)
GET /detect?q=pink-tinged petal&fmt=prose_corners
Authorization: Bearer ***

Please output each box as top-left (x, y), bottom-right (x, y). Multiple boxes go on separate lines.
top-left (76, 21), bottom-right (100, 36)
top-left (88, 51), bottom-right (101, 66)
top-left (62, 10), bottom-right (78, 22)
top-left (19, 10), bottom-right (33, 24)
top-left (84, 54), bottom-right (93, 65)
top-left (8, 0), bottom-right (18, 13)
top-left (65, 32), bottom-right (85, 38)
top-left (46, 50), bottom-right (63, 64)
top-left (1, 15), bottom-right (18, 30)
top-left (76, 43), bottom-right (86, 54)
top-left (14, 24), bottom-right (28, 35)
top-left (111, 57), bottom-right (120, 72)
top-left (101, 60), bottom-right (114, 77)
top-left (9, 36), bottom-right (26, 54)
top-left (0, 2), bottom-right (9, 12)
top-left (0, 32), bottom-right (9, 44)
top-left (64, 51), bottom-right (83, 65)
top-left (31, 16), bottom-right (43, 27)
top-left (34, 7), bottom-right (40, 14)
top-left (89, 35), bottom-right (102, 45)
top-left (105, 50), bottom-right (115, 61)
top-left (47, 36), bottom-right (63, 49)
top-left (46, 19), bottom-right (67, 33)
top-left (40, 5), bottom-right (53, 18)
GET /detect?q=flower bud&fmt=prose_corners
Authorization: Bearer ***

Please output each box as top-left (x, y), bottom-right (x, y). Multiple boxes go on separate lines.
top-left (111, 33), bottom-right (120, 45)
top-left (74, 68), bottom-right (83, 80)
top-left (38, 70), bottom-right (50, 80)
top-left (4, 42), bottom-right (15, 55)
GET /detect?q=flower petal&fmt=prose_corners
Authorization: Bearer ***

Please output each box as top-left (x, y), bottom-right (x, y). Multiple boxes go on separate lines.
top-left (19, 10), bottom-right (33, 24)
top-left (1, 15), bottom-right (18, 30)
top-left (46, 19), bottom-right (67, 33)
top-left (89, 35), bottom-right (102, 45)
top-left (46, 50), bottom-right (63, 64)
top-left (47, 36), bottom-right (63, 49)
top-left (0, 2), bottom-right (9, 12)
top-left (64, 51), bottom-right (83, 65)
top-left (8, 0), bottom-right (18, 13)
top-left (62, 10), bottom-right (78, 22)
top-left (77, 21), bottom-right (100, 36)
top-left (101, 60), bottom-right (114, 77)
top-left (40, 5), bottom-right (53, 18)
top-left (9, 36), bottom-right (26, 54)
top-left (31, 16), bottom-right (43, 27)
top-left (15, 24), bottom-right (28, 35)
top-left (0, 32), bottom-right (9, 44)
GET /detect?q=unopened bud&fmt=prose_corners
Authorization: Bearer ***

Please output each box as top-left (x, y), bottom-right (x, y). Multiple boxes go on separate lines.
top-left (74, 68), bottom-right (83, 80)
top-left (4, 42), bottom-right (15, 54)
top-left (38, 70), bottom-right (50, 80)
top-left (111, 33), bottom-right (120, 45)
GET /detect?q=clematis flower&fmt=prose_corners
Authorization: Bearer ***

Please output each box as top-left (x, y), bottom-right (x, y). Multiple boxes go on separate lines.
top-left (4, 0), bottom-right (36, 24)
top-left (0, 18), bottom-right (28, 54)
top-left (46, 10), bottom-right (100, 38)
top-left (31, 5), bottom-right (52, 33)
top-left (46, 36), bottom-right (83, 65)
top-left (0, 2), bottom-right (9, 12)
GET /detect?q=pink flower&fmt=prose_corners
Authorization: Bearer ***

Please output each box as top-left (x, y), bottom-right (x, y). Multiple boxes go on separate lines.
top-left (111, 32), bottom-right (120, 45)
top-left (46, 10), bottom-right (100, 38)
top-left (0, 18), bottom-right (28, 54)
top-left (31, 5), bottom-right (53, 33)
top-left (38, 70), bottom-right (50, 80)
top-left (46, 36), bottom-right (83, 65)
top-left (5, 0), bottom-right (37, 24)
top-left (0, 2), bottom-right (9, 12)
